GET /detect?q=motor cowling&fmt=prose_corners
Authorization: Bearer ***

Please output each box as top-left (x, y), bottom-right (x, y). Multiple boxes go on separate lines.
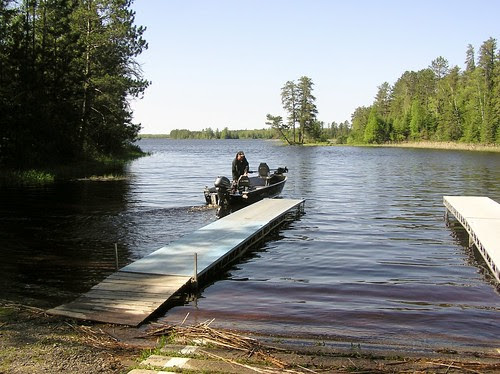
top-left (214, 176), bottom-right (231, 218)
top-left (214, 176), bottom-right (231, 190)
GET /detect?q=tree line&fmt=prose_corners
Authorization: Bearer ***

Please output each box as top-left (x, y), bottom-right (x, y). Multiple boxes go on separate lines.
top-left (168, 127), bottom-right (276, 140)
top-left (0, 0), bottom-right (149, 168)
top-left (267, 38), bottom-right (499, 145)
top-left (350, 38), bottom-right (499, 144)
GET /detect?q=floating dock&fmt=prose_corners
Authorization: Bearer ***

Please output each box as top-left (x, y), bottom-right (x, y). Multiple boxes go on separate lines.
top-left (47, 198), bottom-right (305, 326)
top-left (444, 196), bottom-right (500, 283)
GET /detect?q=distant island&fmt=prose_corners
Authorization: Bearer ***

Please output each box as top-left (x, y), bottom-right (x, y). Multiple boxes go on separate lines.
top-left (140, 128), bottom-right (275, 140)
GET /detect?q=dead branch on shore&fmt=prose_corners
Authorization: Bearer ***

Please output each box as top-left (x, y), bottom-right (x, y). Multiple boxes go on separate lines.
top-left (424, 359), bottom-right (500, 374)
top-left (0, 299), bottom-right (48, 315)
top-left (143, 319), bottom-right (293, 371)
top-left (65, 322), bottom-right (140, 351)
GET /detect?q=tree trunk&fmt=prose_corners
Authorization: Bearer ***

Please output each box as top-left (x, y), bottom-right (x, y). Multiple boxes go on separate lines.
top-left (80, 0), bottom-right (92, 153)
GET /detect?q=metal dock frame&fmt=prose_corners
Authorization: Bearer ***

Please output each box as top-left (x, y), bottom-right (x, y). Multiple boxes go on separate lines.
top-left (444, 196), bottom-right (500, 283)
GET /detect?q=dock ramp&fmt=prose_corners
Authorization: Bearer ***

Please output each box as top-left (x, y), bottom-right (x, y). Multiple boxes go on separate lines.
top-left (47, 198), bottom-right (304, 325)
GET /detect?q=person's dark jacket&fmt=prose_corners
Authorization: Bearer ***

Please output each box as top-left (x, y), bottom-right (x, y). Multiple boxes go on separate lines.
top-left (232, 155), bottom-right (249, 181)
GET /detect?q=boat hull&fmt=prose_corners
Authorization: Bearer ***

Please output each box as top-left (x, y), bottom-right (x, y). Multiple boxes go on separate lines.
top-left (229, 176), bottom-right (286, 206)
top-left (204, 174), bottom-right (287, 209)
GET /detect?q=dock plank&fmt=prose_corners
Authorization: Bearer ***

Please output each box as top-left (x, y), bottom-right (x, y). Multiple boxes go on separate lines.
top-left (47, 198), bottom-right (305, 325)
top-left (47, 272), bottom-right (191, 325)
top-left (121, 199), bottom-right (304, 276)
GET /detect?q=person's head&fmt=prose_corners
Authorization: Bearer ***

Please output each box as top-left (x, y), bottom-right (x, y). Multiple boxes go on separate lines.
top-left (236, 151), bottom-right (245, 160)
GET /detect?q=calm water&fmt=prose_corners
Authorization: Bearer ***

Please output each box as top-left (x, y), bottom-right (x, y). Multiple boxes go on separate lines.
top-left (1, 139), bottom-right (499, 351)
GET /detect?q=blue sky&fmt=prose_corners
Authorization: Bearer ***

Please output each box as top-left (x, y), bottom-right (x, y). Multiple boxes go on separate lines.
top-left (129, 0), bottom-right (500, 134)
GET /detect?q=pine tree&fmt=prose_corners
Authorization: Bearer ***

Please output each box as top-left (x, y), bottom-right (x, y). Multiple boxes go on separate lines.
top-left (0, 0), bottom-right (149, 167)
top-left (281, 80), bottom-right (298, 143)
top-left (71, 0), bottom-right (149, 156)
top-left (465, 44), bottom-right (475, 73)
top-left (477, 37), bottom-right (497, 143)
top-left (363, 107), bottom-right (383, 143)
top-left (296, 76), bottom-right (318, 143)
top-left (374, 82), bottom-right (392, 141)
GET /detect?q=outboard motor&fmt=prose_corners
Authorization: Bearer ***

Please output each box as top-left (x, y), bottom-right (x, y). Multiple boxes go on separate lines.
top-left (275, 166), bottom-right (288, 174)
top-left (214, 176), bottom-right (231, 218)
top-left (214, 176), bottom-right (231, 190)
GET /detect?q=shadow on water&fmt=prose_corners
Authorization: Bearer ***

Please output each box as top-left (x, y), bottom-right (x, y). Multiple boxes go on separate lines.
top-left (0, 180), bottom-right (130, 304)
top-left (0, 178), bottom-right (214, 307)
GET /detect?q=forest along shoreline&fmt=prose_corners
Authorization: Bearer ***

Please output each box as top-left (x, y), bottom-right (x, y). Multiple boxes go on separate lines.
top-left (1, 300), bottom-right (500, 374)
top-left (348, 142), bottom-right (500, 152)
top-left (338, 140), bottom-right (500, 152)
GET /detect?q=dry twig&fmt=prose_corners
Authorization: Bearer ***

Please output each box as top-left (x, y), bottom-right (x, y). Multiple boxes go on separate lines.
top-left (425, 360), bottom-right (484, 374)
top-left (144, 320), bottom-right (291, 370)
top-left (64, 322), bottom-right (132, 350)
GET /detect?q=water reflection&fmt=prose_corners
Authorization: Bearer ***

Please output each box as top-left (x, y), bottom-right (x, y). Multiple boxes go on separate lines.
top-left (0, 181), bottom-right (130, 304)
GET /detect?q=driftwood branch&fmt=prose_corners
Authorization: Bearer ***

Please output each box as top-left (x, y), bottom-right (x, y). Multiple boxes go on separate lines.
top-left (142, 320), bottom-right (301, 371)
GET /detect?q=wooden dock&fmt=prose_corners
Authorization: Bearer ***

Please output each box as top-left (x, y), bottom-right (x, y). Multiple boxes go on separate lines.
top-left (47, 198), bottom-right (305, 326)
top-left (444, 196), bottom-right (500, 283)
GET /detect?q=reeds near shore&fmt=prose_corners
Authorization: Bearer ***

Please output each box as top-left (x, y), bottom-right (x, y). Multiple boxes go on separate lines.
top-left (377, 141), bottom-right (500, 152)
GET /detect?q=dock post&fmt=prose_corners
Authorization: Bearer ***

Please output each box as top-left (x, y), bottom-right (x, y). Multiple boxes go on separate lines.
top-left (193, 252), bottom-right (198, 288)
top-left (114, 243), bottom-right (119, 270)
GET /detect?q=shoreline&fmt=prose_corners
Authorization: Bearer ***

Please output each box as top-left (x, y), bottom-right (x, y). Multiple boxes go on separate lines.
top-left (316, 140), bottom-right (500, 152)
top-left (2, 302), bottom-right (499, 373)
top-left (139, 136), bottom-right (500, 152)
top-left (368, 141), bottom-right (500, 152)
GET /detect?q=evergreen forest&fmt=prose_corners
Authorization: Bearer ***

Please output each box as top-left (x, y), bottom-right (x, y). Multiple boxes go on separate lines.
top-left (349, 38), bottom-right (500, 145)
top-left (168, 127), bottom-right (275, 140)
top-left (0, 0), bottom-right (149, 169)
top-left (265, 38), bottom-right (499, 146)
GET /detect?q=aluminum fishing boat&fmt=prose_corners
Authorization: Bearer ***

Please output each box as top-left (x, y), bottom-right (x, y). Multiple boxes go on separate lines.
top-left (204, 163), bottom-right (287, 217)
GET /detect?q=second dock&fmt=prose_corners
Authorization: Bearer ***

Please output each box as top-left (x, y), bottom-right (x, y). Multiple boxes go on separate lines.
top-left (444, 195), bottom-right (500, 283)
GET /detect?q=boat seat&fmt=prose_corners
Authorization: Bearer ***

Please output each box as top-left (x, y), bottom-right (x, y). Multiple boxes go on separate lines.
top-left (237, 175), bottom-right (250, 190)
top-left (258, 163), bottom-right (270, 177)
top-left (258, 163), bottom-right (270, 185)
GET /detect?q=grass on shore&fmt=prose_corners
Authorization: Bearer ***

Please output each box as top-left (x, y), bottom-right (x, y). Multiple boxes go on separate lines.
top-left (0, 146), bottom-right (148, 187)
top-left (369, 141), bottom-right (500, 152)
top-left (310, 139), bottom-right (500, 152)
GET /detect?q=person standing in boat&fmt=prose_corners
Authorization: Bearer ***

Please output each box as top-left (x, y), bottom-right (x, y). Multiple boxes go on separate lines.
top-left (232, 151), bottom-right (249, 182)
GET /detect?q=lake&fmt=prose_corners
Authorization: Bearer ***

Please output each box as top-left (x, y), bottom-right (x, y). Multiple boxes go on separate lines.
top-left (1, 138), bottom-right (499, 351)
